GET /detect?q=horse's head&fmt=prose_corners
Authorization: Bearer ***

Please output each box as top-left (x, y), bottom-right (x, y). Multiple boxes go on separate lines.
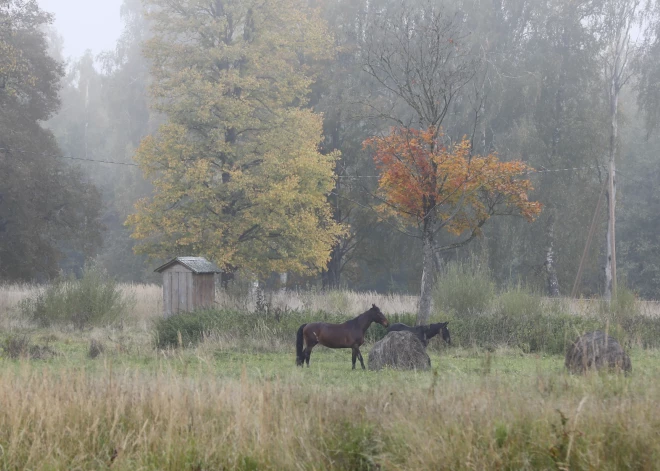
top-left (369, 304), bottom-right (389, 327)
top-left (429, 322), bottom-right (451, 345)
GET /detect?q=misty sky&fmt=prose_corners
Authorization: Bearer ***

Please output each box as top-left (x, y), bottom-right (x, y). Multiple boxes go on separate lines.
top-left (39, 0), bottom-right (124, 60)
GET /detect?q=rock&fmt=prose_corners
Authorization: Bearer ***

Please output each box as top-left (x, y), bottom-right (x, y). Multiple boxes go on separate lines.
top-left (368, 331), bottom-right (431, 371)
top-left (565, 330), bottom-right (631, 374)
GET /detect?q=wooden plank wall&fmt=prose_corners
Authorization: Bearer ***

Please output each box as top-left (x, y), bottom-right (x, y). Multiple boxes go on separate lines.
top-left (161, 265), bottom-right (194, 317)
top-left (193, 274), bottom-right (216, 309)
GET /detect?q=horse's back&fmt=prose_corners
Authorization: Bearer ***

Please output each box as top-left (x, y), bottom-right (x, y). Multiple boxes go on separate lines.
top-left (388, 323), bottom-right (413, 333)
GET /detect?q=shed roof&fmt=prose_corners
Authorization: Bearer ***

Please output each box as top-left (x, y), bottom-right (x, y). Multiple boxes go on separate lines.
top-left (154, 257), bottom-right (222, 274)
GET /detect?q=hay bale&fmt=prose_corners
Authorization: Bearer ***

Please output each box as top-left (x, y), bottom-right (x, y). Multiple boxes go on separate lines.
top-left (565, 330), bottom-right (631, 374)
top-left (368, 331), bottom-right (431, 371)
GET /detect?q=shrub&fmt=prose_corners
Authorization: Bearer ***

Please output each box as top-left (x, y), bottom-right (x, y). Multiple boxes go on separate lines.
top-left (1, 334), bottom-right (57, 360)
top-left (153, 308), bottom-right (345, 349)
top-left (20, 264), bottom-right (133, 329)
top-left (434, 258), bottom-right (495, 317)
top-left (1, 334), bottom-right (30, 359)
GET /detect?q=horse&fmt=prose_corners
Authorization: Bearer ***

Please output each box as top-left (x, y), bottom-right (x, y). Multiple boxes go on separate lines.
top-left (387, 322), bottom-right (450, 347)
top-left (296, 304), bottom-right (389, 369)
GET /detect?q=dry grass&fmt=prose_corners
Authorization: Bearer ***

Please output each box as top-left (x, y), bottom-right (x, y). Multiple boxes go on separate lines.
top-left (0, 356), bottom-right (659, 470)
top-left (0, 282), bottom-right (162, 329)
top-left (566, 297), bottom-right (660, 318)
top-left (216, 288), bottom-right (420, 316)
top-left (4, 282), bottom-right (659, 323)
top-left (2, 280), bottom-right (660, 469)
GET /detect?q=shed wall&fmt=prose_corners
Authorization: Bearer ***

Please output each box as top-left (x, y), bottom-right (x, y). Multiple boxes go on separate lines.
top-left (193, 273), bottom-right (216, 309)
top-left (161, 264), bottom-right (194, 317)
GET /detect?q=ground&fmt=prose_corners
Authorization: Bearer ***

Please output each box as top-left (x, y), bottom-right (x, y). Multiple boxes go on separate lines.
top-left (1, 328), bottom-right (660, 470)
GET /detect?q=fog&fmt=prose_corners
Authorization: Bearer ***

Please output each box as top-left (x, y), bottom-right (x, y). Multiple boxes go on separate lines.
top-left (3, 0), bottom-right (660, 300)
top-left (39, 0), bottom-right (123, 59)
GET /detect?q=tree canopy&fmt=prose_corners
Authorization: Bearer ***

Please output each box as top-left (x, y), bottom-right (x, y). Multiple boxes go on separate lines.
top-left (127, 0), bottom-right (344, 277)
top-left (0, 0), bottom-right (102, 281)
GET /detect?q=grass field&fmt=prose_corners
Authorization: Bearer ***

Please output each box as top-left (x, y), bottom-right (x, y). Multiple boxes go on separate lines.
top-left (2, 284), bottom-right (660, 470)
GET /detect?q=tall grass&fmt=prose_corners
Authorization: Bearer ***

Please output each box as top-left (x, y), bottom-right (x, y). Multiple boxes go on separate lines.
top-left (18, 265), bottom-right (134, 329)
top-left (1, 361), bottom-right (660, 470)
top-left (433, 257), bottom-right (495, 316)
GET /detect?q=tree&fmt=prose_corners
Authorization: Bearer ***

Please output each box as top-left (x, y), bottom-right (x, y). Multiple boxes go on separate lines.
top-left (366, 127), bottom-right (541, 323)
top-left (599, 0), bottom-right (640, 301)
top-left (0, 0), bottom-right (103, 281)
top-left (127, 0), bottom-right (344, 278)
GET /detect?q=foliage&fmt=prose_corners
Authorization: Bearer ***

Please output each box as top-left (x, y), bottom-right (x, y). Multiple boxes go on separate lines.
top-left (153, 295), bottom-right (660, 354)
top-left (434, 258), bottom-right (496, 317)
top-left (0, 0), bottom-right (103, 281)
top-left (154, 308), bottom-right (324, 349)
top-left (1, 334), bottom-right (56, 360)
top-left (128, 0), bottom-right (344, 278)
top-left (1, 335), bottom-right (31, 360)
top-left (367, 127), bottom-right (542, 233)
top-left (20, 265), bottom-right (132, 329)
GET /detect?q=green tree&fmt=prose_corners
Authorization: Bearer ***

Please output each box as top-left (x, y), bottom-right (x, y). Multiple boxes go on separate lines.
top-left (0, 0), bottom-right (103, 281)
top-left (127, 0), bottom-right (344, 278)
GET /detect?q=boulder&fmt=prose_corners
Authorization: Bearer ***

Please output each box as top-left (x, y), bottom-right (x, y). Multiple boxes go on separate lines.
top-left (565, 330), bottom-right (632, 374)
top-left (368, 331), bottom-right (431, 371)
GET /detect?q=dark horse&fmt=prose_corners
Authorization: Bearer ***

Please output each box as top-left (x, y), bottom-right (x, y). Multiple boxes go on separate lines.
top-left (387, 322), bottom-right (451, 347)
top-left (296, 304), bottom-right (389, 369)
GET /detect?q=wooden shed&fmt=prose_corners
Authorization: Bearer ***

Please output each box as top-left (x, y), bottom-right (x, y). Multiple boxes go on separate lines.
top-left (154, 257), bottom-right (222, 317)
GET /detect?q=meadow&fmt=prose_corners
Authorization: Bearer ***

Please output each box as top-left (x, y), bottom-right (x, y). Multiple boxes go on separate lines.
top-left (2, 280), bottom-right (660, 470)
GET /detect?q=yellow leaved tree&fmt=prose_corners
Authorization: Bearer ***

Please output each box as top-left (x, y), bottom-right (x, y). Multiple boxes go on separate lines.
top-left (127, 0), bottom-right (344, 278)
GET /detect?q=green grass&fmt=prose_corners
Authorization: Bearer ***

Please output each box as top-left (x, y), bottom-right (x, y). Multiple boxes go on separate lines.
top-left (2, 326), bottom-right (660, 470)
top-left (4, 289), bottom-right (660, 471)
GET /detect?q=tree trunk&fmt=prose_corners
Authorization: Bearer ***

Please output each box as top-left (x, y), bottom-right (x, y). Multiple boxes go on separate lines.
top-left (279, 272), bottom-right (287, 293)
top-left (544, 212), bottom-right (560, 297)
top-left (417, 223), bottom-right (435, 325)
top-left (322, 244), bottom-right (342, 289)
top-left (605, 166), bottom-right (617, 301)
top-left (604, 74), bottom-right (619, 302)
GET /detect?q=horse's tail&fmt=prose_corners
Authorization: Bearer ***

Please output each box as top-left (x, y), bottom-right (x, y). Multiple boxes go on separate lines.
top-left (296, 323), bottom-right (307, 366)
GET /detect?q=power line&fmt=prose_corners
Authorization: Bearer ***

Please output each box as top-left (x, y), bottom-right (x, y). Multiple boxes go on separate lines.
top-left (2, 146), bottom-right (609, 176)
top-left (0, 148), bottom-right (140, 167)
top-left (60, 156), bottom-right (139, 166)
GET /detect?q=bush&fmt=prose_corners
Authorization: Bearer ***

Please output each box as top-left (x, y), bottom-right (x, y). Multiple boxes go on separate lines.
top-left (20, 265), bottom-right (132, 329)
top-left (153, 291), bottom-right (660, 355)
top-left (1, 334), bottom-right (57, 360)
top-left (1, 334), bottom-right (31, 359)
top-left (434, 258), bottom-right (495, 317)
top-left (153, 308), bottom-right (345, 349)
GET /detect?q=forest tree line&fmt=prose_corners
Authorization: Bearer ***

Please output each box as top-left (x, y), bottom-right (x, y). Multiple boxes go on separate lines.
top-left (1, 0), bottom-right (660, 301)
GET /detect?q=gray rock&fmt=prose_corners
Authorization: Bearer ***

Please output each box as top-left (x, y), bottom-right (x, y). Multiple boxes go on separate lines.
top-left (368, 331), bottom-right (431, 371)
top-left (565, 330), bottom-right (631, 374)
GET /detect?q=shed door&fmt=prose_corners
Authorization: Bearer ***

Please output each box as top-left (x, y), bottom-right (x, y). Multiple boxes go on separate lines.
top-left (163, 270), bottom-right (194, 316)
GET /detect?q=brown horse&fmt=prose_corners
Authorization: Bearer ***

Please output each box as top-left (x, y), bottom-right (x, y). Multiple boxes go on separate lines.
top-left (296, 304), bottom-right (389, 369)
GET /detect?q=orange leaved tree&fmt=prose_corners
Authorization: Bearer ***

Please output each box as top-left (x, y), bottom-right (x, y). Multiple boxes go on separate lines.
top-left (365, 127), bottom-right (542, 324)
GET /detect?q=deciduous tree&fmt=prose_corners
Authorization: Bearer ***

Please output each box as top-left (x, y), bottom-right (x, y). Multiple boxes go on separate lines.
top-left (366, 127), bottom-right (541, 323)
top-left (0, 0), bottom-right (103, 281)
top-left (127, 0), bottom-right (344, 278)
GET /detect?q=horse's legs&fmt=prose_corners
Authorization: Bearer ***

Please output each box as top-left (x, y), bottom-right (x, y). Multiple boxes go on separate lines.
top-left (305, 347), bottom-right (311, 367)
top-left (356, 347), bottom-right (366, 370)
top-left (304, 338), bottom-right (317, 367)
top-left (351, 347), bottom-right (358, 369)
